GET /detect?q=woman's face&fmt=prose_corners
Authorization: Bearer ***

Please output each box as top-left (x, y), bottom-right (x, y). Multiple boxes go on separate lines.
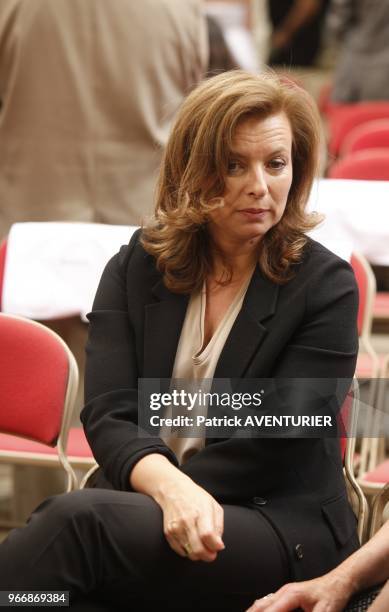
top-left (207, 112), bottom-right (293, 249)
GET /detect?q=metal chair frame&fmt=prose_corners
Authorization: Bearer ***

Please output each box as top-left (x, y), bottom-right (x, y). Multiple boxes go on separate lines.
top-left (344, 379), bottom-right (369, 544)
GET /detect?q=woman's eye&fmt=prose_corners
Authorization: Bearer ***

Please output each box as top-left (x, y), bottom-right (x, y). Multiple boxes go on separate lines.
top-left (268, 159), bottom-right (287, 170)
top-left (227, 160), bottom-right (243, 174)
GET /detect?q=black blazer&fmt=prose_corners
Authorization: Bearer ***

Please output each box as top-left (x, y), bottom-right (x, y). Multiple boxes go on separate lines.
top-left (81, 228), bottom-right (360, 581)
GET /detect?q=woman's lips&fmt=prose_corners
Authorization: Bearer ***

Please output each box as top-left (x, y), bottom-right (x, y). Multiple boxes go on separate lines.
top-left (239, 208), bottom-right (269, 217)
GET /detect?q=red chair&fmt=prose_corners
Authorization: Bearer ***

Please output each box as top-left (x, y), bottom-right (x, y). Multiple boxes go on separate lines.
top-left (349, 253), bottom-right (386, 477)
top-left (327, 102), bottom-right (389, 157)
top-left (358, 353), bottom-right (389, 497)
top-left (322, 168), bottom-right (389, 324)
top-left (0, 313), bottom-right (79, 496)
top-left (350, 255), bottom-right (389, 503)
top-left (0, 236), bottom-right (95, 485)
top-left (341, 380), bottom-right (369, 544)
top-left (0, 240), bottom-right (7, 311)
top-left (328, 149), bottom-right (389, 181)
top-left (373, 291), bottom-right (389, 323)
top-left (341, 119), bottom-right (389, 156)
top-left (350, 252), bottom-right (379, 375)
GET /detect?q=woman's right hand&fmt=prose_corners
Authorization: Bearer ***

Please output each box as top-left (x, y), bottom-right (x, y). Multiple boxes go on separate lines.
top-left (155, 471), bottom-right (225, 562)
top-left (130, 453), bottom-right (225, 562)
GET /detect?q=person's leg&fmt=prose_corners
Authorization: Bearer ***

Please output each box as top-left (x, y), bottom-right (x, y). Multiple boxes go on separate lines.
top-left (0, 489), bottom-right (290, 611)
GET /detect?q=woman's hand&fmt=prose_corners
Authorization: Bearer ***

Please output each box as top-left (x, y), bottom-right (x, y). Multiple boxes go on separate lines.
top-left (245, 571), bottom-right (353, 612)
top-left (156, 472), bottom-right (225, 562)
top-left (130, 453), bottom-right (225, 562)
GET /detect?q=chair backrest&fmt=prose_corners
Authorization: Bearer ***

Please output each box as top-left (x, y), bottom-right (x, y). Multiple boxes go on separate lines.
top-left (341, 379), bottom-right (369, 544)
top-left (350, 252), bottom-right (376, 340)
top-left (339, 394), bottom-right (351, 462)
top-left (341, 119), bottom-right (389, 156)
top-left (0, 313), bottom-right (78, 445)
top-left (365, 352), bottom-right (389, 475)
top-left (350, 255), bottom-right (380, 480)
top-left (0, 239), bottom-right (7, 310)
top-left (328, 101), bottom-right (389, 156)
top-left (328, 149), bottom-right (389, 181)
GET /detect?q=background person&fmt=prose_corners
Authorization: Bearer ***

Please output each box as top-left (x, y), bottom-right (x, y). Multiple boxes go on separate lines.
top-left (0, 0), bottom-right (208, 237)
top-left (268, 0), bottom-right (329, 67)
top-left (0, 71), bottom-right (359, 611)
top-left (326, 0), bottom-right (389, 102)
top-left (206, 14), bottom-right (239, 76)
top-left (205, 0), bottom-right (259, 71)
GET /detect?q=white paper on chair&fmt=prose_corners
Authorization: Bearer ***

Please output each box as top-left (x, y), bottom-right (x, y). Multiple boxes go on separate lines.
top-left (307, 179), bottom-right (389, 265)
top-left (2, 222), bottom-right (136, 321)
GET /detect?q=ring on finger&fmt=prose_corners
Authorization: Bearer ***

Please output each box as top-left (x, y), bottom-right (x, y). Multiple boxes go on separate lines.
top-left (182, 542), bottom-right (192, 556)
top-left (168, 520), bottom-right (179, 530)
top-left (262, 593), bottom-right (274, 600)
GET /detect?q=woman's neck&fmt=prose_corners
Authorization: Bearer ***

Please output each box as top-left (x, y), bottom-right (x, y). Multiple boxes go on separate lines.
top-left (209, 237), bottom-right (259, 283)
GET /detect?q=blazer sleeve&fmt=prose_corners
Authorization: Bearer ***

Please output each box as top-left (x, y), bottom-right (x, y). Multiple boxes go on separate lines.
top-left (180, 255), bottom-right (359, 502)
top-left (274, 254), bottom-right (358, 378)
top-left (81, 230), bottom-right (178, 491)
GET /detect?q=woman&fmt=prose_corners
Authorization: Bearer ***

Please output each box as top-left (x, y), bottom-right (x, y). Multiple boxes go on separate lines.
top-left (0, 71), bottom-right (359, 611)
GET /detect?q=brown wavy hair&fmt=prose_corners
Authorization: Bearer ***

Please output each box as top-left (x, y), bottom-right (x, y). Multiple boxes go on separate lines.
top-left (141, 70), bottom-right (323, 293)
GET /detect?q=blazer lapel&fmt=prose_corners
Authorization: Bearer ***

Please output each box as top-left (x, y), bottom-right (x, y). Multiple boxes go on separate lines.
top-left (143, 265), bottom-right (279, 379)
top-left (214, 265), bottom-right (279, 379)
top-left (143, 278), bottom-right (189, 378)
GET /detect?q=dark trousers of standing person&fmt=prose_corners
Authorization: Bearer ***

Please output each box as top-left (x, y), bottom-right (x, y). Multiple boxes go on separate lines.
top-left (0, 489), bottom-right (290, 611)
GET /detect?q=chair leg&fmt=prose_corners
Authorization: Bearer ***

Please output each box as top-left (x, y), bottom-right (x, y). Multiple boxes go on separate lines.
top-left (369, 483), bottom-right (389, 538)
top-left (79, 463), bottom-right (99, 489)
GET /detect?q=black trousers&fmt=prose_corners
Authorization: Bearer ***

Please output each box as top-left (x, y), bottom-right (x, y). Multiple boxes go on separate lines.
top-left (0, 489), bottom-right (290, 611)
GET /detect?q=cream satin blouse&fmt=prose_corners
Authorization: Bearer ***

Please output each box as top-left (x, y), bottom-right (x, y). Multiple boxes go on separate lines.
top-left (160, 271), bottom-right (253, 464)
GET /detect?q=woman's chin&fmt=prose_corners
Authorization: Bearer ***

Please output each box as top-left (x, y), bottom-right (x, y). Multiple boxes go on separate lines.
top-left (234, 225), bottom-right (268, 244)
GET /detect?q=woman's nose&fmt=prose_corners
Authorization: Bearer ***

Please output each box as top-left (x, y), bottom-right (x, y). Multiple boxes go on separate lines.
top-left (247, 165), bottom-right (268, 198)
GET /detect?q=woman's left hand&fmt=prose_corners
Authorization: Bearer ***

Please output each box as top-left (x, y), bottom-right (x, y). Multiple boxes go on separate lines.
top-left (130, 453), bottom-right (225, 562)
top-left (157, 471), bottom-right (225, 562)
